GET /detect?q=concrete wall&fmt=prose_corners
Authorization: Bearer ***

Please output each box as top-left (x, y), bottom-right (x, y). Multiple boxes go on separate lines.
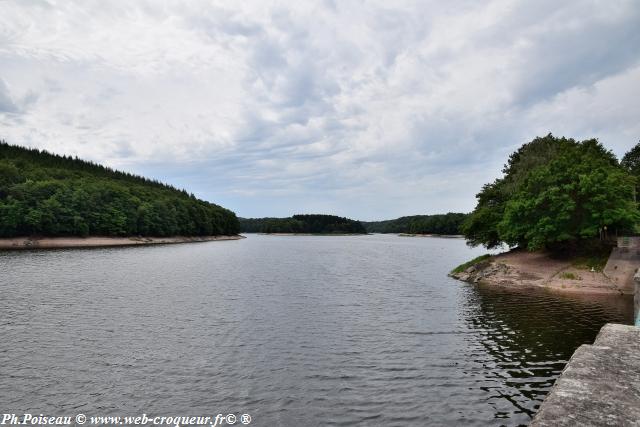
top-left (603, 247), bottom-right (639, 295)
top-left (618, 236), bottom-right (640, 249)
top-left (531, 324), bottom-right (640, 426)
top-left (635, 270), bottom-right (640, 326)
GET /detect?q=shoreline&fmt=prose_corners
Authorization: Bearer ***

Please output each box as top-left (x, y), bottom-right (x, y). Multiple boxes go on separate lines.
top-left (0, 235), bottom-right (245, 250)
top-left (450, 249), bottom-right (635, 296)
top-left (398, 233), bottom-right (464, 238)
top-left (256, 233), bottom-right (368, 236)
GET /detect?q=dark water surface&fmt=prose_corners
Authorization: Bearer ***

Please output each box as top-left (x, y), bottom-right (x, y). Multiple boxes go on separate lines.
top-left (0, 234), bottom-right (632, 426)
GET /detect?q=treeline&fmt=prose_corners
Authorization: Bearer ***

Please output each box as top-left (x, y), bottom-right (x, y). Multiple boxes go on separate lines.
top-left (239, 214), bottom-right (367, 234)
top-left (0, 141), bottom-right (240, 237)
top-left (463, 134), bottom-right (640, 251)
top-left (363, 213), bottom-right (468, 234)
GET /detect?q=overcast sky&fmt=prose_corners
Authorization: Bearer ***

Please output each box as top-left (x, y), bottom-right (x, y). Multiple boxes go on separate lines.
top-left (0, 1), bottom-right (639, 220)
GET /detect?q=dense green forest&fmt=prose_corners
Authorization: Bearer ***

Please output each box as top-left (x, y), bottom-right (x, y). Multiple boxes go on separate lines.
top-left (239, 214), bottom-right (367, 234)
top-left (241, 213), bottom-right (466, 235)
top-left (463, 135), bottom-right (640, 250)
top-left (0, 141), bottom-right (240, 237)
top-left (363, 213), bottom-right (468, 234)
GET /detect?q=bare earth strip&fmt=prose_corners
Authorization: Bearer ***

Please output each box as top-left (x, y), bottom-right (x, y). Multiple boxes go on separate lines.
top-left (257, 233), bottom-right (368, 236)
top-left (0, 235), bottom-right (245, 250)
top-left (398, 234), bottom-right (464, 238)
top-left (452, 250), bottom-right (637, 295)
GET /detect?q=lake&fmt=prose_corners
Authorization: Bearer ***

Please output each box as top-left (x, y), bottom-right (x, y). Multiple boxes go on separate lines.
top-left (0, 234), bottom-right (632, 426)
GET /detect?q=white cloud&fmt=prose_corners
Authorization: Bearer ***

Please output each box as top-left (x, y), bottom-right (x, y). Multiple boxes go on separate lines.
top-left (0, 0), bottom-right (638, 219)
top-left (0, 78), bottom-right (18, 113)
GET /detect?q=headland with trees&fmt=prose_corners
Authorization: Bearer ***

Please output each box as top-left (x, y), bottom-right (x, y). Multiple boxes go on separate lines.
top-left (452, 134), bottom-right (640, 295)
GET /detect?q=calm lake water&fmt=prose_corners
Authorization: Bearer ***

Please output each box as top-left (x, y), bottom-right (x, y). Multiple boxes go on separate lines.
top-left (0, 234), bottom-right (632, 426)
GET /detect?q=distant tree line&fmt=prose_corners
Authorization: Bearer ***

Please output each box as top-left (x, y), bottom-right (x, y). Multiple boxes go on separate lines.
top-left (462, 134), bottom-right (640, 251)
top-left (0, 141), bottom-right (240, 237)
top-left (363, 213), bottom-right (468, 234)
top-left (239, 214), bottom-right (367, 234)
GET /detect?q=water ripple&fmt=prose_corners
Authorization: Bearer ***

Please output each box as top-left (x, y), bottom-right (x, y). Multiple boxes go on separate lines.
top-left (0, 235), bottom-right (631, 426)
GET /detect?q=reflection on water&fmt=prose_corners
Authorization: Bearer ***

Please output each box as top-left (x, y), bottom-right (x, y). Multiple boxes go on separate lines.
top-left (463, 285), bottom-right (631, 424)
top-left (0, 235), bottom-right (632, 426)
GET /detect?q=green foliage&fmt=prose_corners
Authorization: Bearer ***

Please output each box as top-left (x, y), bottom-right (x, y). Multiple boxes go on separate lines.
top-left (239, 214), bottom-right (366, 234)
top-left (451, 254), bottom-right (491, 274)
top-left (363, 212), bottom-right (468, 234)
top-left (559, 272), bottom-right (580, 280)
top-left (243, 213), bottom-right (465, 235)
top-left (462, 134), bottom-right (640, 250)
top-left (621, 141), bottom-right (640, 177)
top-left (0, 141), bottom-right (239, 237)
top-left (459, 181), bottom-right (506, 248)
top-left (621, 141), bottom-right (640, 199)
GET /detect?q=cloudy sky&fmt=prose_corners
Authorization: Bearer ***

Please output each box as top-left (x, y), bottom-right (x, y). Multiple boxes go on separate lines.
top-left (0, 1), bottom-right (639, 220)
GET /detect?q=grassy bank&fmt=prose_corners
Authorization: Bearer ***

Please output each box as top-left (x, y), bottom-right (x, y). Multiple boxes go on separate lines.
top-left (451, 254), bottom-right (492, 274)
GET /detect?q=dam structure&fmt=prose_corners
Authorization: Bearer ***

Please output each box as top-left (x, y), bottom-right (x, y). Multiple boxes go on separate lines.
top-left (533, 239), bottom-right (640, 426)
top-left (530, 323), bottom-right (640, 426)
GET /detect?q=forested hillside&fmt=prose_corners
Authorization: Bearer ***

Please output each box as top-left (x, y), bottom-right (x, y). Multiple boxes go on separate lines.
top-left (240, 214), bottom-right (367, 234)
top-left (363, 213), bottom-right (468, 234)
top-left (0, 141), bottom-right (240, 237)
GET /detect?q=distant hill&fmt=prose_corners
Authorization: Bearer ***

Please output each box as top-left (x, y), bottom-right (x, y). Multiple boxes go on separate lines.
top-left (0, 141), bottom-right (239, 237)
top-left (240, 214), bottom-right (367, 234)
top-left (363, 213), bottom-right (468, 234)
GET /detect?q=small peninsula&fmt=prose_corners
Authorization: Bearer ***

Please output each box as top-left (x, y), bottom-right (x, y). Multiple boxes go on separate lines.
top-left (240, 214), bottom-right (367, 234)
top-left (0, 141), bottom-right (241, 248)
top-left (450, 247), bottom-right (637, 295)
top-left (452, 135), bottom-right (640, 295)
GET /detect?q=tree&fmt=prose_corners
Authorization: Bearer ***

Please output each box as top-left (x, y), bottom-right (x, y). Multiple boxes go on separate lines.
top-left (360, 213), bottom-right (469, 234)
top-left (460, 180), bottom-right (507, 248)
top-left (621, 141), bottom-right (640, 176)
top-left (463, 135), bottom-right (639, 250)
top-left (239, 214), bottom-right (366, 234)
top-left (621, 141), bottom-right (640, 200)
top-left (0, 160), bottom-right (23, 197)
top-left (0, 140), bottom-right (240, 237)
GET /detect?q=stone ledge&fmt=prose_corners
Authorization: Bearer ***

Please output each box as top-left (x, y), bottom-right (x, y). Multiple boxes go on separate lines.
top-left (531, 324), bottom-right (640, 427)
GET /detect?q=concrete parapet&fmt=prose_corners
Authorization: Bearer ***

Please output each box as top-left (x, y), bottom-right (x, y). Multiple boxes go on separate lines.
top-left (635, 270), bottom-right (640, 326)
top-left (531, 323), bottom-right (640, 426)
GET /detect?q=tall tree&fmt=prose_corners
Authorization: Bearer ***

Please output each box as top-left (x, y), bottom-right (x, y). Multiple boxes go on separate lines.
top-left (463, 135), bottom-right (639, 250)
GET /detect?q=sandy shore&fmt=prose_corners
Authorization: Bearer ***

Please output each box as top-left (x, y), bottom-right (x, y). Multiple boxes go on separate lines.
top-left (257, 233), bottom-right (368, 236)
top-left (451, 249), bottom-right (636, 295)
top-left (0, 235), bottom-right (245, 250)
top-left (398, 233), bottom-right (464, 238)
